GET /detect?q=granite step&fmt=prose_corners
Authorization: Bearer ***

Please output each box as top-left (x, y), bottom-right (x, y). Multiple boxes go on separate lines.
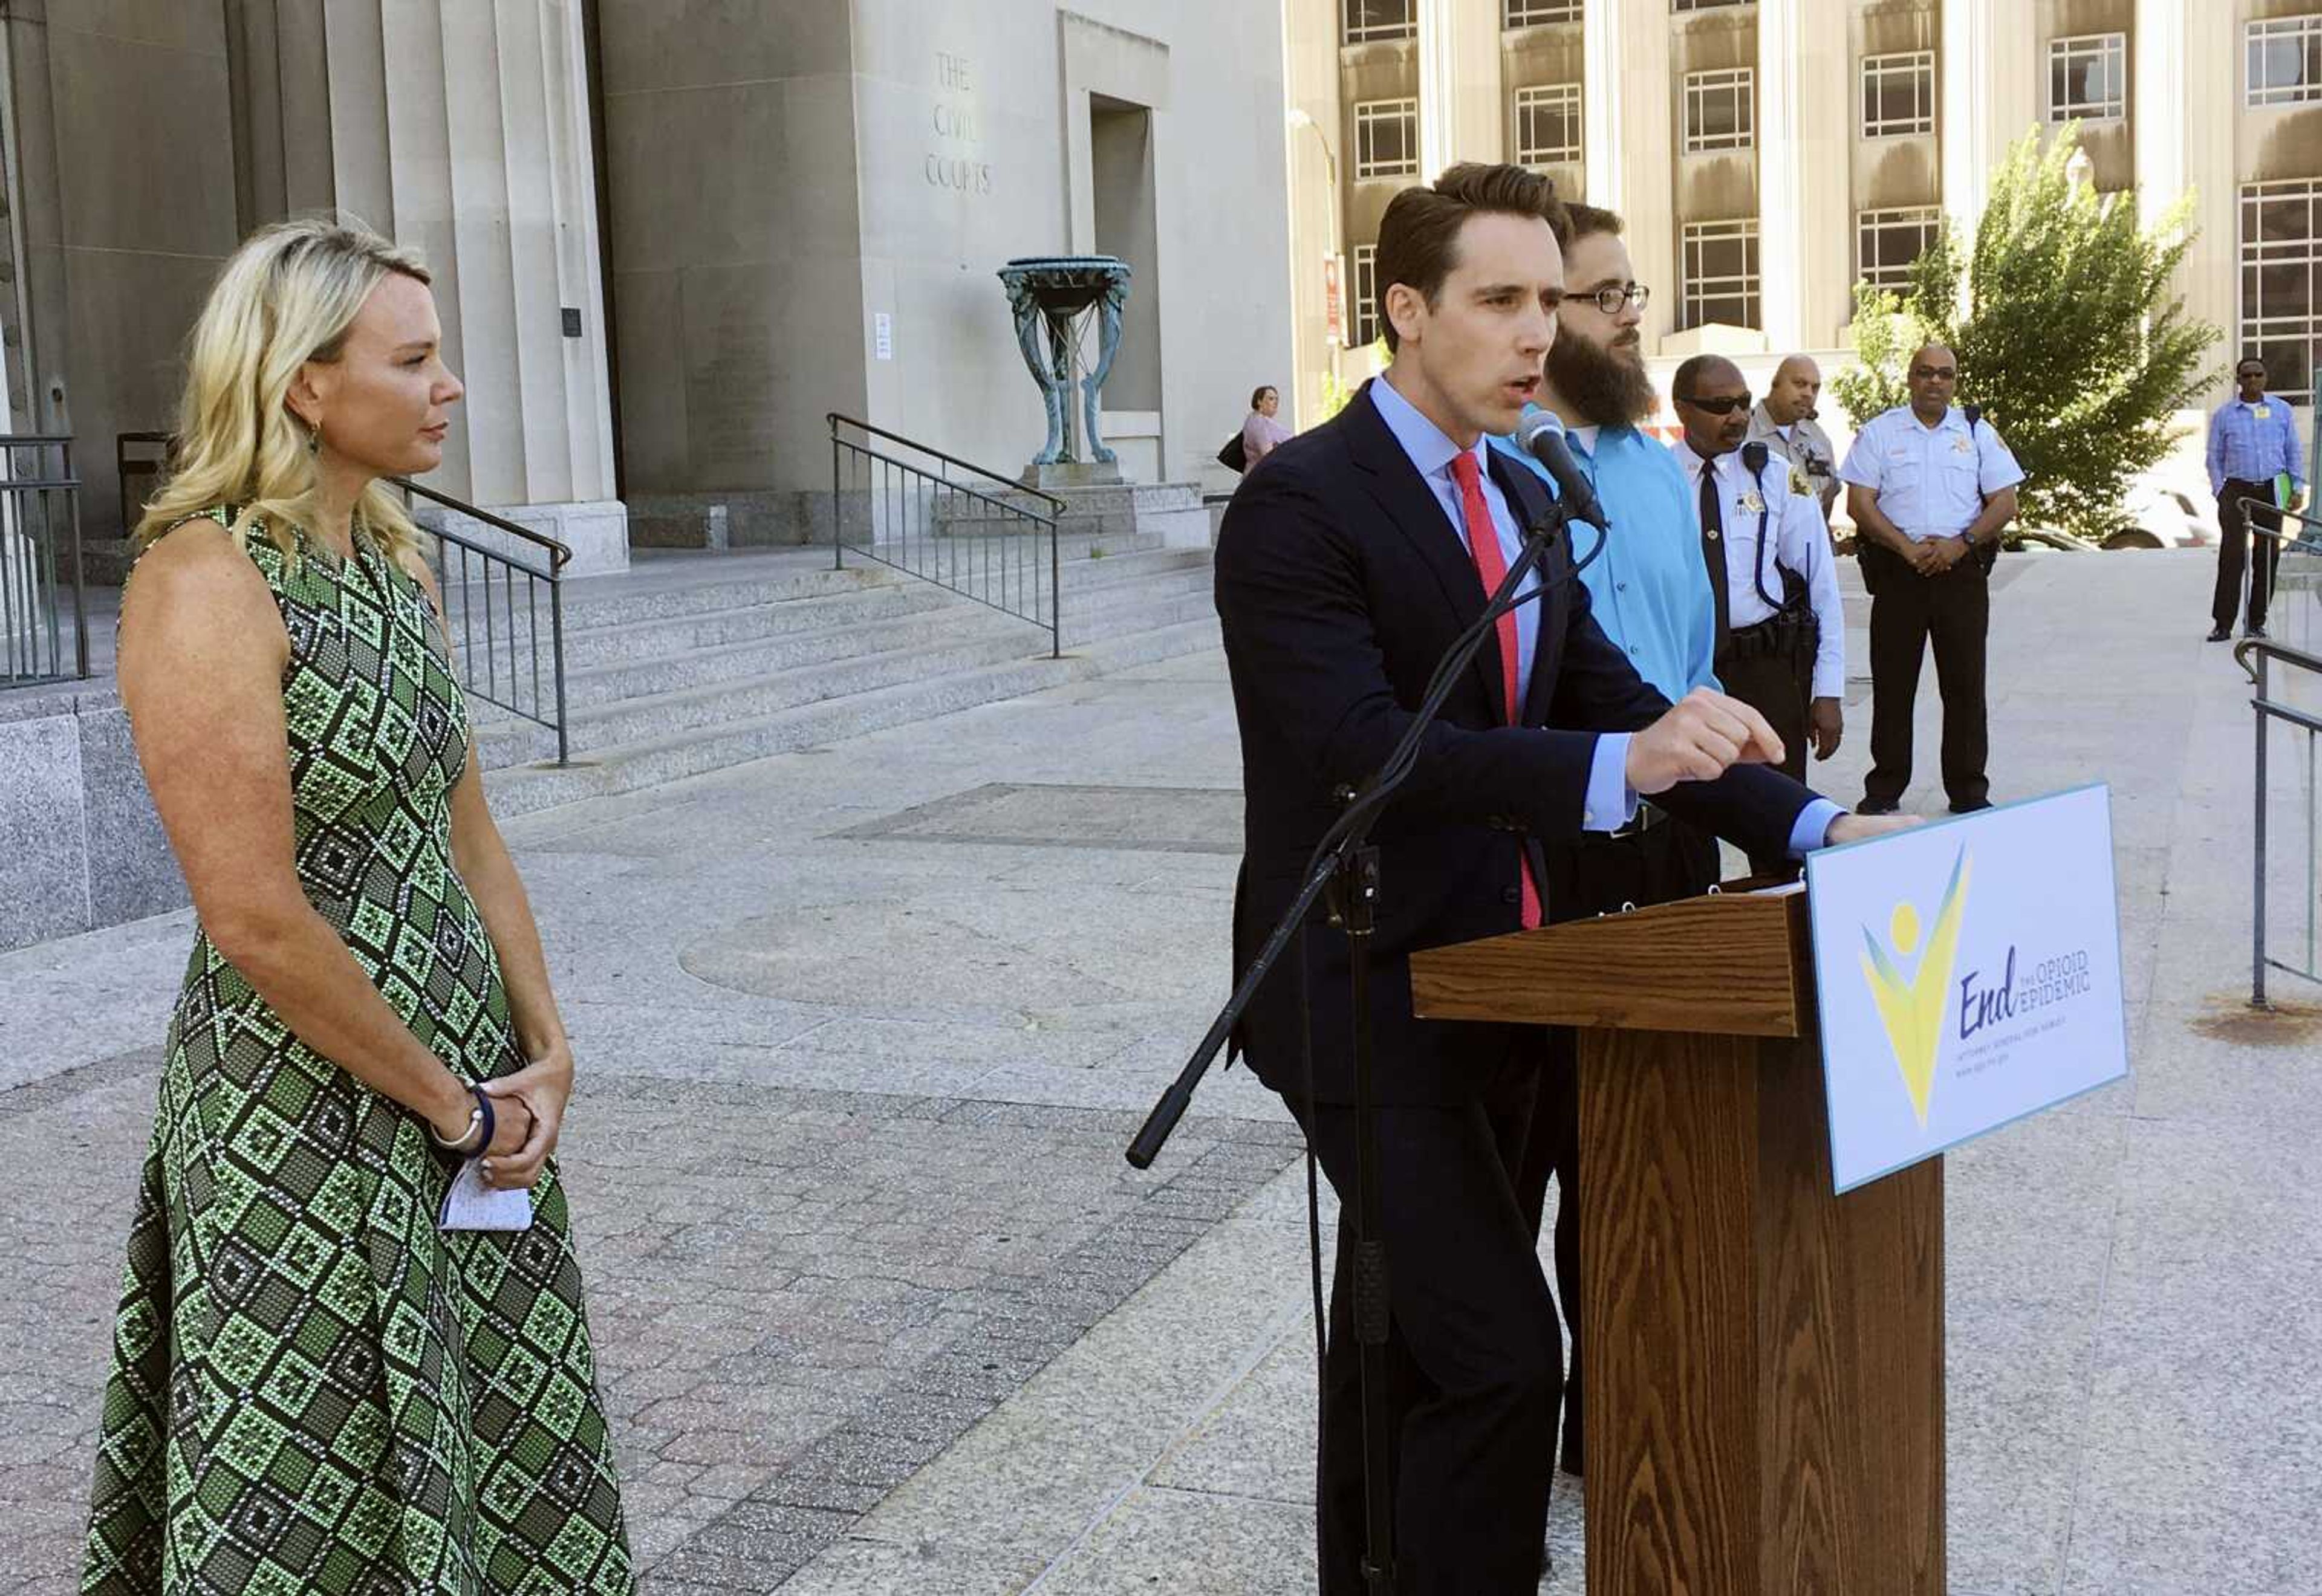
top-left (480, 615), bottom-right (1223, 820)
top-left (474, 620), bottom-right (1051, 769)
top-left (468, 556), bottom-right (1212, 725)
top-left (555, 580), bottom-right (969, 672)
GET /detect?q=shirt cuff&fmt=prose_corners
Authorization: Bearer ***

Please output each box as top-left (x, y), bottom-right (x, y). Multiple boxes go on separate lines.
top-left (1788, 797), bottom-right (1846, 858)
top-left (1584, 733), bottom-right (1638, 832)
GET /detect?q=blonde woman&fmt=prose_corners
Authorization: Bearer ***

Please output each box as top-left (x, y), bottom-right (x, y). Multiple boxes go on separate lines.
top-left (82, 219), bottom-right (633, 1592)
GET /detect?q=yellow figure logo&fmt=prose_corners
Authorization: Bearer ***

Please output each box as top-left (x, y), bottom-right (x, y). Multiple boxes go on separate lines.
top-left (1859, 847), bottom-right (1972, 1126)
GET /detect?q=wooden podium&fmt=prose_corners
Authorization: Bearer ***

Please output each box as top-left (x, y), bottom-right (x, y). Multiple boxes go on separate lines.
top-left (1410, 887), bottom-right (1944, 1595)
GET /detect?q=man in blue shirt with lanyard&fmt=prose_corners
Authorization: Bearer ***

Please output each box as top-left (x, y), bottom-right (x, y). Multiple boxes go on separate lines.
top-left (1486, 201), bottom-right (1723, 1479)
top-left (2207, 354), bottom-right (2309, 641)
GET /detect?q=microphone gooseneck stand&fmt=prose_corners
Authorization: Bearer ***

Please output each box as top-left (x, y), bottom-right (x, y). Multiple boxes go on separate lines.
top-left (1128, 454), bottom-right (1602, 1595)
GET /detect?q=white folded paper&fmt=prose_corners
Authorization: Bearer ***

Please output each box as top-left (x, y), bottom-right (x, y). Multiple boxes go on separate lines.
top-left (437, 1156), bottom-right (535, 1231)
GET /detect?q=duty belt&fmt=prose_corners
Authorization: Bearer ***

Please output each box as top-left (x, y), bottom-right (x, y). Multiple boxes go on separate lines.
top-left (1721, 610), bottom-right (1815, 664)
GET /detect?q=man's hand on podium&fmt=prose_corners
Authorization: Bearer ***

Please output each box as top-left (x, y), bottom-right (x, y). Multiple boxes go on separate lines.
top-left (1822, 811), bottom-right (1923, 848)
top-left (1625, 687), bottom-right (1786, 794)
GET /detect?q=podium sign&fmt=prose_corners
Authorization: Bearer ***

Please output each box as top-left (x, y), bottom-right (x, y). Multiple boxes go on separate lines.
top-left (1805, 783), bottom-right (2130, 1193)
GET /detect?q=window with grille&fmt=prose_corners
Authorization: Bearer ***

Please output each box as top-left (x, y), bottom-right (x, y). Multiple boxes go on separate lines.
top-left (1683, 68), bottom-right (1754, 153)
top-left (1671, 0), bottom-right (1748, 10)
top-left (1505, 0), bottom-right (1581, 24)
top-left (2048, 33), bottom-right (2127, 122)
top-left (1856, 207), bottom-right (1942, 290)
top-left (1861, 51), bottom-right (1935, 137)
top-left (2248, 15), bottom-right (2322, 106)
top-left (1343, 0), bottom-right (1417, 44)
top-left (1514, 83), bottom-right (1582, 167)
top-left (1352, 244), bottom-right (1382, 351)
top-left (1353, 99), bottom-right (1420, 180)
top-left (2240, 178), bottom-right (2322, 406)
top-left (1682, 219), bottom-right (1760, 329)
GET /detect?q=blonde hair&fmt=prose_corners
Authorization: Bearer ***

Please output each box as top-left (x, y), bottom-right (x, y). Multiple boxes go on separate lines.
top-left (137, 217), bottom-right (434, 569)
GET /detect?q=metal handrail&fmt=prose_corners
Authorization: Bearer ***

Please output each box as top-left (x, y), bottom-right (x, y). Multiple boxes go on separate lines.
top-left (827, 413), bottom-right (1063, 660)
top-left (2236, 632), bottom-right (2322, 1008)
top-left (826, 413), bottom-right (1066, 516)
top-left (390, 476), bottom-right (570, 765)
top-left (0, 436), bottom-right (87, 690)
top-left (393, 475), bottom-right (574, 573)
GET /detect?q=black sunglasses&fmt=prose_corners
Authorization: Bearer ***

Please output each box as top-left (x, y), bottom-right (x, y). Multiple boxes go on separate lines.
top-left (1675, 392), bottom-right (1752, 416)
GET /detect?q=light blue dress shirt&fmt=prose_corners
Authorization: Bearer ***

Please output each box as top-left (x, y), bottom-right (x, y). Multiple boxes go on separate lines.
top-left (2206, 394), bottom-right (2306, 496)
top-left (1490, 415), bottom-right (1719, 702)
top-left (1488, 406), bottom-right (1841, 857)
top-left (1839, 406), bottom-right (2024, 539)
top-left (1369, 375), bottom-right (1634, 831)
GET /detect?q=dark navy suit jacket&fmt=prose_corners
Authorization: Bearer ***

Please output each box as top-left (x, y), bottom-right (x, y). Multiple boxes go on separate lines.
top-left (1218, 380), bottom-right (1815, 1105)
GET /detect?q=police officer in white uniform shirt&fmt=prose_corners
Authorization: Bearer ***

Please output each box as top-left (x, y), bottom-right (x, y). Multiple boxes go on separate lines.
top-left (1841, 342), bottom-right (2024, 815)
top-left (1671, 355), bottom-right (1847, 871)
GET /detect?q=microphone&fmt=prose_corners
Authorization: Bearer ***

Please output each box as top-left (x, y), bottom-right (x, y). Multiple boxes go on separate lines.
top-left (1741, 440), bottom-right (1769, 476)
top-left (1514, 409), bottom-right (1606, 530)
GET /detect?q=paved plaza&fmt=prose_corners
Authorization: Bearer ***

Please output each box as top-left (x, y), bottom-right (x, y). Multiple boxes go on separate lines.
top-left (5, 550), bottom-right (2318, 1594)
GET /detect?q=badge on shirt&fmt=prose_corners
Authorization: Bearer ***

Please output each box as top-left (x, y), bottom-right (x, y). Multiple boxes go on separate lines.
top-left (1789, 464), bottom-right (1813, 497)
top-left (1951, 433), bottom-right (1974, 455)
top-left (1738, 488), bottom-right (1766, 514)
top-left (2255, 404), bottom-right (2272, 419)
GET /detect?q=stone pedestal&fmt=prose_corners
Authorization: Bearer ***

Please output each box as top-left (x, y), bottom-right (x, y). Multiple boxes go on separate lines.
top-left (1021, 461), bottom-right (1124, 491)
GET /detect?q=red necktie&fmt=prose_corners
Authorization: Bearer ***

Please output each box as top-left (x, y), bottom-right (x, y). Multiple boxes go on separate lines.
top-left (1449, 451), bottom-right (1542, 929)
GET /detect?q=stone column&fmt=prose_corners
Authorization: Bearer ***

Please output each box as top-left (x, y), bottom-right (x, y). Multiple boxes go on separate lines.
top-left (1418, 0), bottom-right (1498, 179)
top-left (230, 0), bottom-right (625, 573)
top-left (2136, 0), bottom-right (2235, 361)
top-left (1940, 0), bottom-right (2037, 237)
top-left (1587, 0), bottom-right (1674, 347)
top-left (1757, 0), bottom-right (1851, 349)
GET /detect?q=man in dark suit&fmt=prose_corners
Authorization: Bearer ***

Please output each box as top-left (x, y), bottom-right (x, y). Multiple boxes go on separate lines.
top-left (1216, 163), bottom-right (1902, 1594)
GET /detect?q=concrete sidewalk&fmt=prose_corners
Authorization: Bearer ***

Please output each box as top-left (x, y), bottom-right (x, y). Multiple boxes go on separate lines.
top-left (4, 548), bottom-right (2312, 1595)
top-left (761, 550), bottom-right (2322, 1596)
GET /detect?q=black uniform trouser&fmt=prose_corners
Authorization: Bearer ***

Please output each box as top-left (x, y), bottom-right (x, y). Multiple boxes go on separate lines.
top-left (1717, 623), bottom-right (1815, 871)
top-left (1292, 1057), bottom-right (1563, 1595)
top-left (2215, 478), bottom-right (2285, 631)
top-left (1865, 553), bottom-right (1990, 810)
top-left (1512, 816), bottom-right (1721, 1476)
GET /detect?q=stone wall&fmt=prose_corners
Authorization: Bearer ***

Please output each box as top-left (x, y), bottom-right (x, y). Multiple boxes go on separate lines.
top-left (0, 686), bottom-right (183, 955)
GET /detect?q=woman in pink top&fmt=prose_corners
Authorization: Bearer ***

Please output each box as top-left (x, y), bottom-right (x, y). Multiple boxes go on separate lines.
top-left (1241, 384), bottom-right (1292, 465)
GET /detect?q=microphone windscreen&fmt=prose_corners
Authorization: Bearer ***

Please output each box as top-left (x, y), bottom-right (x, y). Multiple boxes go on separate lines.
top-left (1741, 441), bottom-right (1769, 475)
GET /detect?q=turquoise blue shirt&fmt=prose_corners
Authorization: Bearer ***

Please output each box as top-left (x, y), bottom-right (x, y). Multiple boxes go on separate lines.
top-left (1492, 404), bottom-right (1844, 857)
top-left (1488, 415), bottom-right (1719, 701)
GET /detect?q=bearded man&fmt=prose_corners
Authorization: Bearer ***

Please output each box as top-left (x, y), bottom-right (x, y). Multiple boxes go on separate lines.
top-left (1486, 201), bottom-right (1727, 1483)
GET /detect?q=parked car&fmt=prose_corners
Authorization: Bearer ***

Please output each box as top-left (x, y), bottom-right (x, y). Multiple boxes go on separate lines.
top-left (2103, 485), bottom-right (2218, 550)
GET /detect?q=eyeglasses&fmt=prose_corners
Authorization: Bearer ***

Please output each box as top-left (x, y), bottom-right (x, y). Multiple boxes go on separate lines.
top-left (1675, 392), bottom-right (1752, 416)
top-left (1909, 365), bottom-right (1957, 381)
top-left (1575, 282), bottom-right (1651, 315)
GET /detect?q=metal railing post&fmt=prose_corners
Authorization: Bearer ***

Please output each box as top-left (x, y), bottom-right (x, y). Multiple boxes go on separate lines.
top-left (550, 579), bottom-right (569, 767)
top-left (831, 434), bottom-right (844, 571)
top-left (1050, 513), bottom-right (1062, 659)
top-left (2255, 647), bottom-right (2270, 1010)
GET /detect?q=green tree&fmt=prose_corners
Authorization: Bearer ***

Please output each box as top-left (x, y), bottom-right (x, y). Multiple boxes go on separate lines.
top-left (1833, 125), bottom-right (2220, 540)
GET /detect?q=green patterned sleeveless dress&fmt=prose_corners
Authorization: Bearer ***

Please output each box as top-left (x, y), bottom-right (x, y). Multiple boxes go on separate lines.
top-left (83, 511), bottom-right (633, 1594)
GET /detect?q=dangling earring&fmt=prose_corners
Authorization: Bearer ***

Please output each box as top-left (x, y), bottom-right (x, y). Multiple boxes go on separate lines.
top-left (303, 417), bottom-right (321, 457)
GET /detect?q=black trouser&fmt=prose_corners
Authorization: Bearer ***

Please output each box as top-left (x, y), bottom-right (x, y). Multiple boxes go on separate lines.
top-left (1292, 1057), bottom-right (1562, 1595)
top-left (1512, 816), bottom-right (1721, 1476)
top-left (2215, 478), bottom-right (2285, 631)
top-left (1862, 547), bottom-right (1990, 810)
top-left (1718, 621), bottom-right (1815, 871)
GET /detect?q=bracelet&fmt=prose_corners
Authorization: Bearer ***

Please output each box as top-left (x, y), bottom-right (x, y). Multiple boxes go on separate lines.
top-left (426, 1086), bottom-right (495, 1156)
